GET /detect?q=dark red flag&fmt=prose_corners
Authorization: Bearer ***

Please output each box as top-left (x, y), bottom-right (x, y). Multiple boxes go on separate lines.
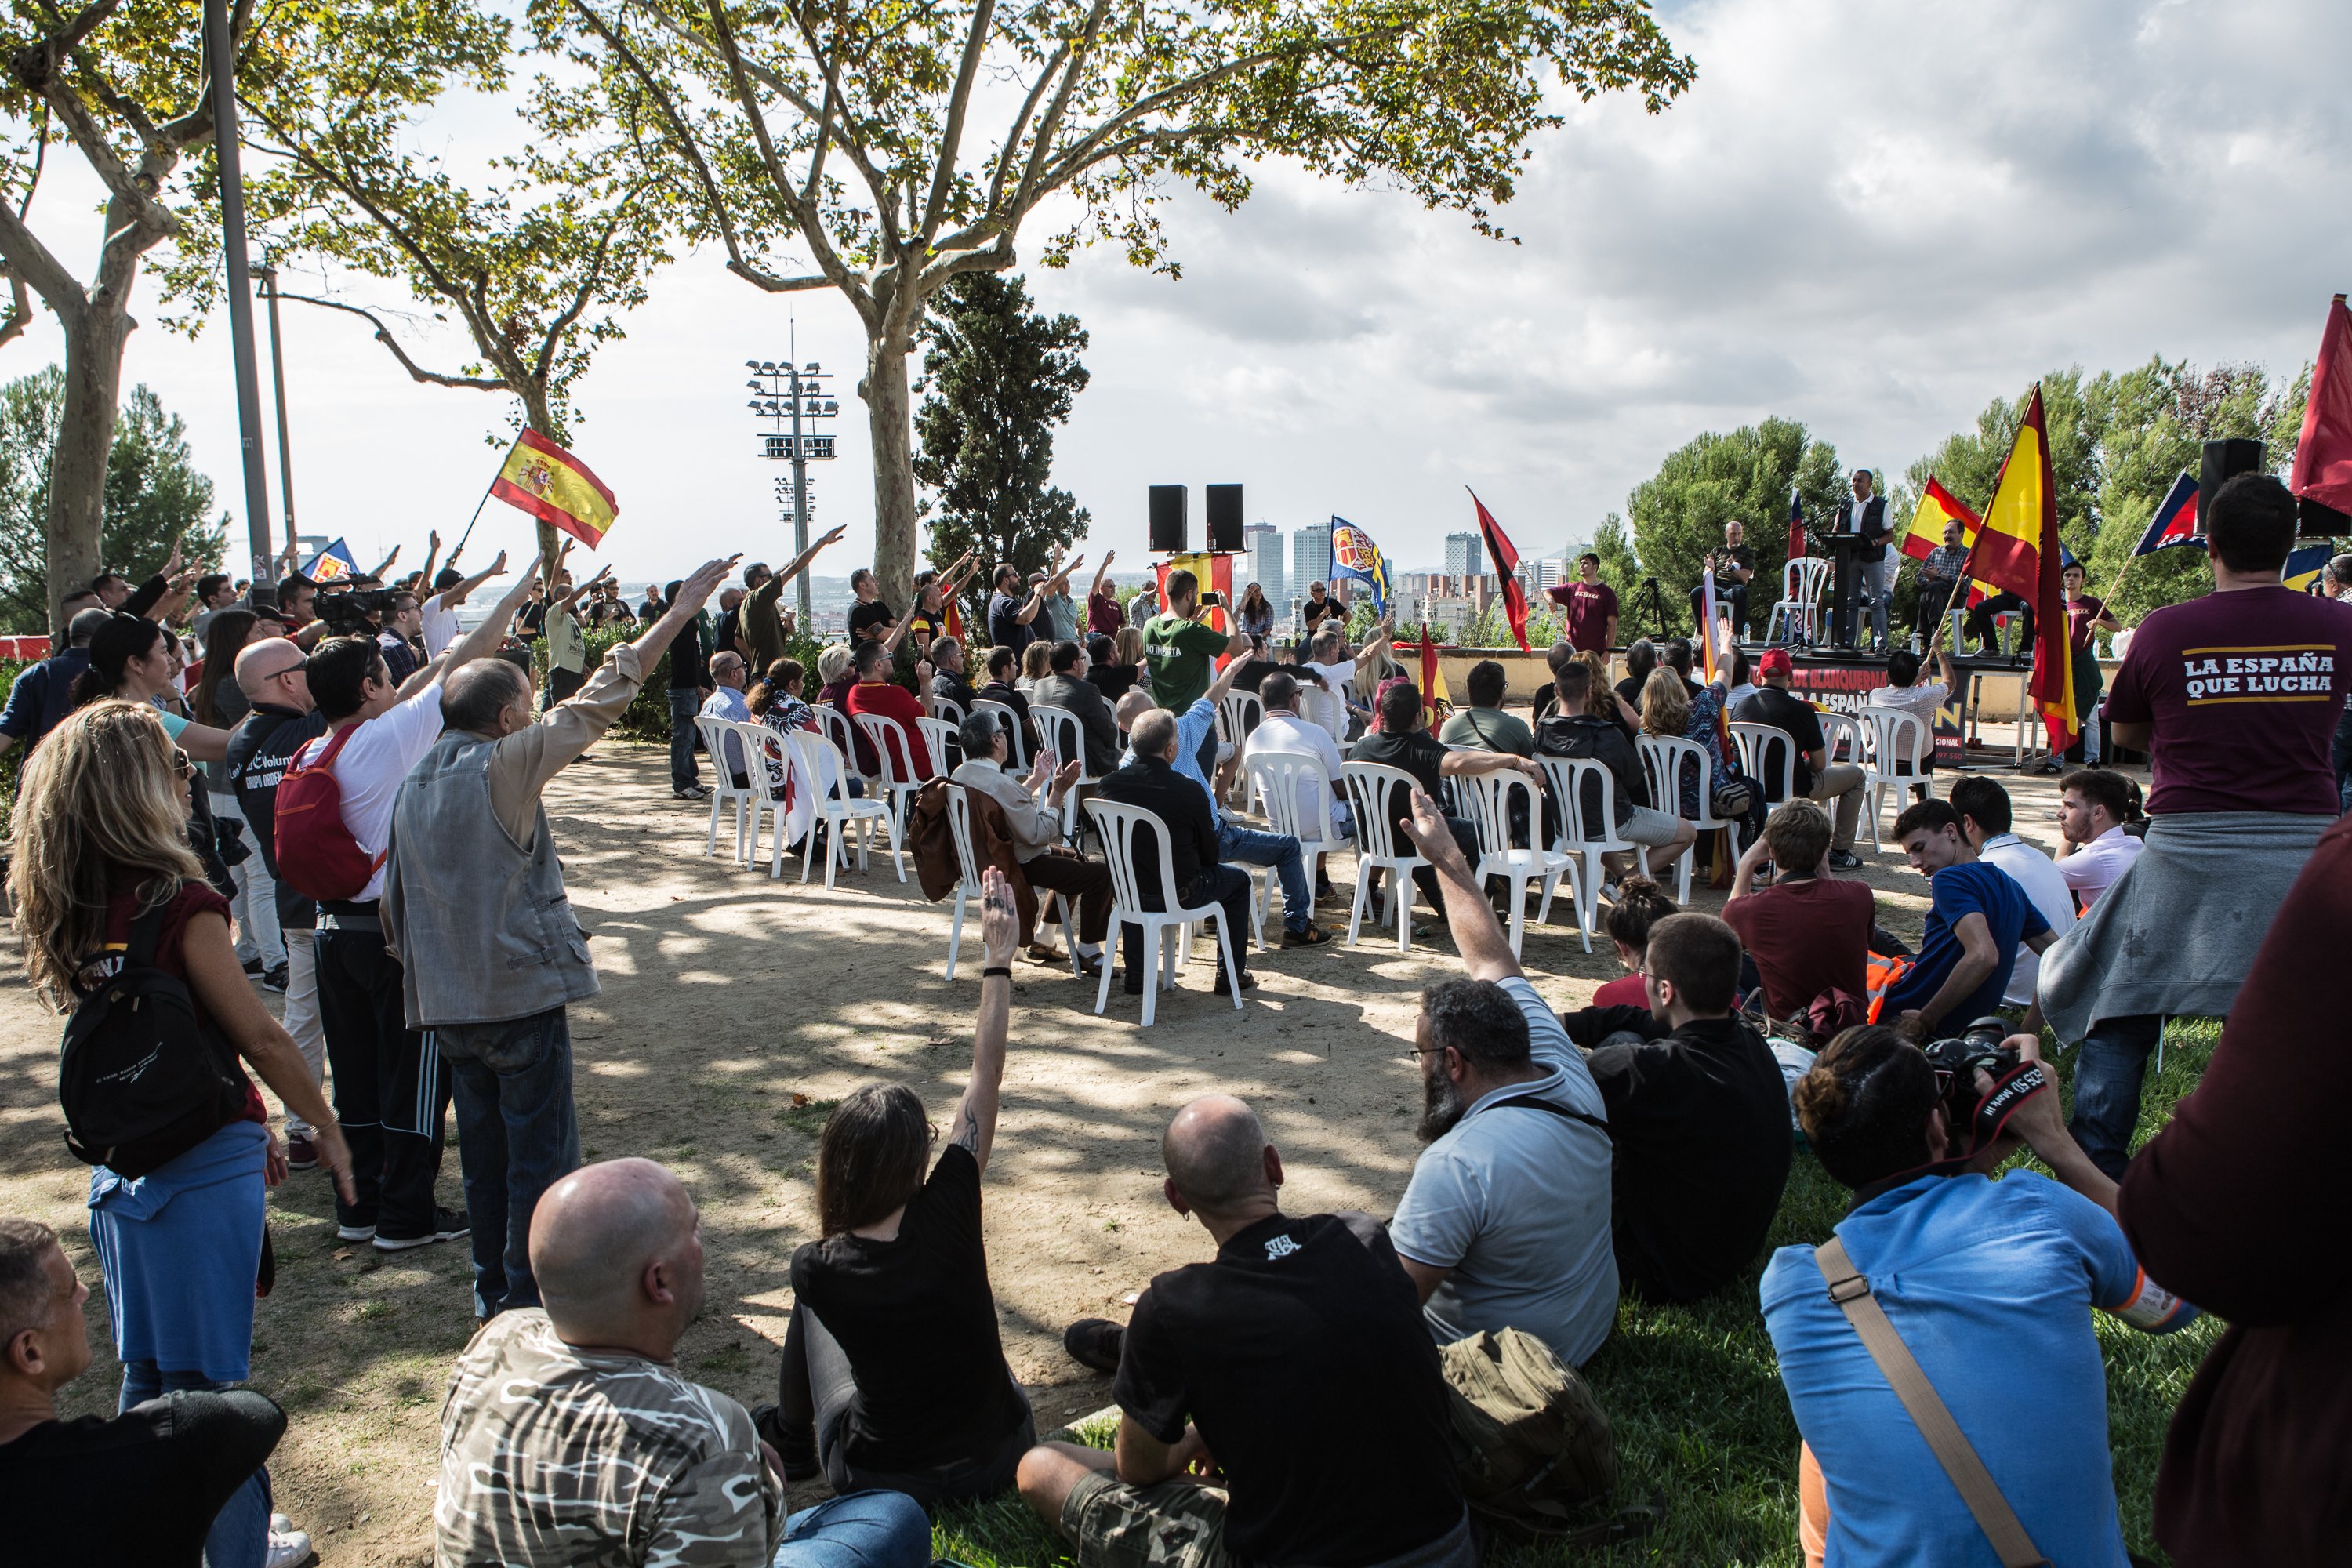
top-left (1468, 489), bottom-right (1530, 652)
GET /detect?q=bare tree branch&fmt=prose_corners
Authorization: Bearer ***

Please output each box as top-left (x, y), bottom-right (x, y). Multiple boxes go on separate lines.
top-left (1010, 0), bottom-right (1111, 216)
top-left (276, 291), bottom-right (508, 392)
top-left (0, 193), bottom-right (87, 314)
top-left (985, 42), bottom-right (1068, 218)
top-left (916, 0), bottom-right (996, 245)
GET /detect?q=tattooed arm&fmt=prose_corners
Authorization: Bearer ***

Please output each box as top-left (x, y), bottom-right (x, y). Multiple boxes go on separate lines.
top-left (951, 865), bottom-right (1021, 1177)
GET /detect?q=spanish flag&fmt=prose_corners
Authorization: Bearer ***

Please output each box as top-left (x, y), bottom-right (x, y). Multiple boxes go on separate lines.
top-left (1962, 386), bottom-right (2074, 750)
top-left (491, 430), bottom-right (620, 549)
top-left (1902, 476), bottom-right (1980, 561)
top-left (1154, 552), bottom-right (1237, 664)
top-left (1409, 631), bottom-right (1451, 728)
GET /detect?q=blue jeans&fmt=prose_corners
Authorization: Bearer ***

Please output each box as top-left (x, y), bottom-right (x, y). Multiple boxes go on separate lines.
top-left (438, 1007), bottom-right (582, 1318)
top-left (670, 688), bottom-right (702, 789)
top-left (120, 1365), bottom-right (270, 1568)
top-left (2069, 1013), bottom-right (2164, 1181)
top-left (774, 1490), bottom-right (932, 1568)
top-left (1218, 821), bottom-right (1311, 931)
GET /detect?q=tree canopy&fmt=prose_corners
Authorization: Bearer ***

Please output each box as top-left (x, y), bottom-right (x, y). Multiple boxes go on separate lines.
top-left (1622, 416), bottom-right (1842, 637)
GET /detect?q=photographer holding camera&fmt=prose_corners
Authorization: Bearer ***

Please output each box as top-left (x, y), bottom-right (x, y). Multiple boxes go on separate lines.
top-left (1762, 1023), bottom-right (2196, 1567)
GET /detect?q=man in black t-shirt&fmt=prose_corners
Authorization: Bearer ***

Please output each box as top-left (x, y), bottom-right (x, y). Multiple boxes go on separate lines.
top-left (1730, 648), bottom-right (1865, 866)
top-left (0, 1218), bottom-right (291, 1568)
top-left (1688, 519), bottom-right (1756, 638)
top-left (1018, 1097), bottom-right (1476, 1568)
top-left (847, 567), bottom-right (895, 642)
top-left (1351, 682), bottom-right (1537, 920)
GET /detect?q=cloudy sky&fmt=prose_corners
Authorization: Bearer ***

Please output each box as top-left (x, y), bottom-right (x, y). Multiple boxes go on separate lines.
top-left (10, 0), bottom-right (2350, 582)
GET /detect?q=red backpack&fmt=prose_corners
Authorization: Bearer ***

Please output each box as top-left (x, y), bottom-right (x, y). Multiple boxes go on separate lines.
top-left (274, 724), bottom-right (387, 902)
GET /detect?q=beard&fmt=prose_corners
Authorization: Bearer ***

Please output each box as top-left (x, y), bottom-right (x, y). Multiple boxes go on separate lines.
top-left (1419, 1066), bottom-right (1468, 1144)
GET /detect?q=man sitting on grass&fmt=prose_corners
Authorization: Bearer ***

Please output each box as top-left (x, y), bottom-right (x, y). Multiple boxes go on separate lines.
top-left (1560, 912), bottom-right (1791, 1303)
top-left (1764, 1026), bottom-right (2194, 1566)
top-left (2055, 766), bottom-right (2144, 909)
top-left (1947, 776), bottom-right (2076, 1016)
top-left (1388, 788), bottom-right (1617, 1367)
top-left (1887, 800), bottom-right (2056, 1040)
top-left (1723, 799), bottom-right (1875, 1023)
top-left (436, 1159), bottom-right (929, 1568)
top-left (1022, 1096), bottom-right (1476, 1568)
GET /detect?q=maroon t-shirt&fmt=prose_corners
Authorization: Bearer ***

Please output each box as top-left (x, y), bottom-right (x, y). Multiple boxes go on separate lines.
top-left (1548, 581), bottom-right (1618, 653)
top-left (2064, 593), bottom-right (2107, 654)
top-left (1722, 877), bottom-right (1875, 1021)
top-left (1592, 974), bottom-right (1646, 1009)
top-left (2103, 586), bottom-right (2352, 815)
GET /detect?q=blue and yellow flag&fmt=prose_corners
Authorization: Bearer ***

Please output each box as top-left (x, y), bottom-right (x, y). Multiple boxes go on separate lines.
top-left (302, 539), bottom-right (359, 583)
top-left (1329, 517), bottom-right (1391, 617)
top-left (2285, 543), bottom-right (2334, 593)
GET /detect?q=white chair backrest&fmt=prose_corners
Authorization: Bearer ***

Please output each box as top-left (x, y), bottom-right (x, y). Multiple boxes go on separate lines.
top-left (786, 728), bottom-right (851, 803)
top-left (1339, 761), bottom-right (1424, 860)
top-left (1454, 768), bottom-right (1541, 858)
top-left (1784, 556), bottom-right (1831, 604)
top-left (927, 694), bottom-right (966, 726)
top-left (692, 714), bottom-right (736, 776)
top-left (1248, 753), bottom-right (1342, 845)
top-left (854, 712), bottom-right (923, 786)
top-left (736, 720), bottom-right (790, 802)
top-left (971, 698), bottom-right (1025, 767)
top-left (1085, 797), bottom-right (1181, 916)
top-left (916, 716), bottom-right (960, 777)
top-left (812, 702), bottom-right (860, 766)
top-left (1538, 756), bottom-right (1626, 850)
top-left (1730, 721), bottom-right (1798, 804)
top-left (1817, 710), bottom-right (1865, 767)
top-left (1867, 707), bottom-right (1933, 772)
top-left (1299, 684), bottom-right (1347, 743)
top-left (1638, 733), bottom-right (1715, 822)
top-left (1219, 690), bottom-right (1265, 748)
top-left (1030, 705), bottom-right (1088, 780)
top-left (943, 782), bottom-right (985, 895)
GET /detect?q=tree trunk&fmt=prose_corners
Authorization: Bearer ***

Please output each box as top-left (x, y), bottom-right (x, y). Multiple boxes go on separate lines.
top-left (44, 303), bottom-right (129, 631)
top-left (519, 384), bottom-right (562, 593)
top-left (863, 330), bottom-right (919, 611)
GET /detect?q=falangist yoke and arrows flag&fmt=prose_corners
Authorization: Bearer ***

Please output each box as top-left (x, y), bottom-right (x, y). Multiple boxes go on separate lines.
top-left (1468, 490), bottom-right (1530, 652)
top-left (492, 430), bottom-right (621, 549)
top-left (1962, 385), bottom-right (2077, 751)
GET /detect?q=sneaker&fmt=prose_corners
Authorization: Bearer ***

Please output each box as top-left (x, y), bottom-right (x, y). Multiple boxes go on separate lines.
top-left (241, 956), bottom-right (266, 978)
top-left (1064, 1318), bottom-right (1126, 1374)
top-left (674, 784), bottom-right (712, 800)
top-left (260, 962), bottom-right (289, 993)
top-left (1210, 968), bottom-right (1259, 996)
top-left (1828, 849), bottom-right (1866, 872)
top-left (1600, 880), bottom-right (1624, 905)
top-left (334, 1221), bottom-right (377, 1242)
top-left (285, 1137), bottom-right (318, 1171)
top-left (374, 1206), bottom-right (470, 1253)
top-left (265, 1519), bottom-right (317, 1568)
top-left (1280, 923), bottom-right (1333, 948)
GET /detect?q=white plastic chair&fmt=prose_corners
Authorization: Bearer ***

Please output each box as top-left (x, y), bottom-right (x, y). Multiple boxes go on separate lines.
top-left (1637, 734), bottom-right (1739, 903)
top-left (916, 715), bottom-right (960, 777)
top-left (812, 702), bottom-right (866, 782)
top-left (1029, 703), bottom-right (1099, 846)
top-left (1764, 557), bottom-right (1832, 645)
top-left (1218, 690), bottom-right (1266, 808)
top-left (783, 729), bottom-right (902, 887)
top-left (1730, 721), bottom-right (1798, 812)
top-left (942, 783), bottom-right (1078, 981)
top-left (1536, 757), bottom-right (1646, 954)
top-left (1084, 797), bottom-right (1246, 1026)
top-left (971, 698), bottom-right (1027, 768)
top-left (1817, 710), bottom-right (1866, 769)
top-left (1247, 753), bottom-right (1349, 937)
top-left (1454, 769), bottom-right (1573, 959)
top-left (854, 712), bottom-right (929, 837)
top-left (1338, 760), bottom-right (1431, 953)
top-left (693, 714), bottom-right (756, 862)
top-left (735, 722), bottom-right (802, 878)
top-left (1861, 707), bottom-right (1934, 845)
top-left (926, 693), bottom-right (966, 726)
top-left (1298, 684), bottom-right (1348, 746)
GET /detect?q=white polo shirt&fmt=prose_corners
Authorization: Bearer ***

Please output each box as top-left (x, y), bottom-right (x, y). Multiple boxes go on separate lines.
top-left (2056, 825), bottom-right (2143, 909)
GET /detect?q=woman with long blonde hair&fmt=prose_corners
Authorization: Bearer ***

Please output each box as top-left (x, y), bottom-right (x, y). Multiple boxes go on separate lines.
top-left (8, 702), bottom-right (352, 1567)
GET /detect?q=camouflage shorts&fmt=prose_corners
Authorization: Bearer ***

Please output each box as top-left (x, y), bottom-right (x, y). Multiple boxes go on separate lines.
top-left (1062, 1471), bottom-right (1236, 1568)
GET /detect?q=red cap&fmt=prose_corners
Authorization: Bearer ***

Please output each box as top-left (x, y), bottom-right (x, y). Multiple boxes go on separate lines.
top-left (1757, 648), bottom-right (1794, 679)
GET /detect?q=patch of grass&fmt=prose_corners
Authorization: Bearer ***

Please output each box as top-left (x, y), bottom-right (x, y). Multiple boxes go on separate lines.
top-left (778, 1097), bottom-right (842, 1138)
top-left (355, 1299), bottom-right (396, 1323)
top-left (916, 1022), bottom-right (2223, 1568)
top-left (698, 1344), bottom-right (752, 1376)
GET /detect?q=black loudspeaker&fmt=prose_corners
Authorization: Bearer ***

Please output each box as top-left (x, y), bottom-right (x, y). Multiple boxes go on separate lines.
top-left (2201, 438), bottom-right (2266, 511)
top-left (2299, 495), bottom-right (2350, 539)
top-left (1149, 485), bottom-right (1187, 553)
top-left (1205, 484), bottom-right (1245, 552)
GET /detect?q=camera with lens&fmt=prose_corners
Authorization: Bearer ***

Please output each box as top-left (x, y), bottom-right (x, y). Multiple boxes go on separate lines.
top-left (1920, 1016), bottom-right (2040, 1157)
top-left (314, 586), bottom-right (401, 632)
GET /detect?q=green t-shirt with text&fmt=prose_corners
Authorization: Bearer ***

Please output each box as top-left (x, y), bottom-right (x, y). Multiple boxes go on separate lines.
top-left (1143, 612), bottom-right (1229, 710)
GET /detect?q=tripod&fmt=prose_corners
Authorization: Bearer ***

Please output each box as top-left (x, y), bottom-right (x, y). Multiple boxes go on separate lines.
top-left (1633, 576), bottom-right (1671, 640)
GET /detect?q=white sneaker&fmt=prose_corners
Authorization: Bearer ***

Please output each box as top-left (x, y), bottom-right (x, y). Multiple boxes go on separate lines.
top-left (266, 1522), bottom-right (318, 1568)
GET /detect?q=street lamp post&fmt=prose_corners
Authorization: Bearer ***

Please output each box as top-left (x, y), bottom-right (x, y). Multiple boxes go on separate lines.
top-left (254, 264), bottom-right (298, 557)
top-left (745, 358), bottom-right (838, 623)
top-left (204, 0), bottom-right (276, 612)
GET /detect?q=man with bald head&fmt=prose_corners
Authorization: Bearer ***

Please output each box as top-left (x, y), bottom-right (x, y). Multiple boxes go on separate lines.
top-left (437, 1160), bottom-right (929, 1567)
top-left (1097, 687), bottom-right (1260, 997)
top-left (1020, 1098), bottom-right (1475, 1568)
top-left (386, 556), bottom-right (737, 1320)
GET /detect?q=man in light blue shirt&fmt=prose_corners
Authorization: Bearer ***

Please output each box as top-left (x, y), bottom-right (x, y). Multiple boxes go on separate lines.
top-left (1387, 790), bottom-right (1617, 1365)
top-left (1116, 651), bottom-right (1327, 946)
top-left (1762, 1026), bottom-right (2194, 1567)
top-left (698, 652), bottom-right (751, 783)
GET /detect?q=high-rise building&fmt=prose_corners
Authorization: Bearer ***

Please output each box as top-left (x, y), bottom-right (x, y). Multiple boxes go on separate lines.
top-left (1445, 532), bottom-right (1483, 580)
top-left (1534, 557), bottom-right (1569, 591)
top-left (1293, 524), bottom-right (1331, 590)
top-left (1243, 521), bottom-right (1284, 605)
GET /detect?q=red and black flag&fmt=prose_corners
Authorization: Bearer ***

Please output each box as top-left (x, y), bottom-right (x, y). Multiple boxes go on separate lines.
top-left (1468, 489), bottom-right (1530, 652)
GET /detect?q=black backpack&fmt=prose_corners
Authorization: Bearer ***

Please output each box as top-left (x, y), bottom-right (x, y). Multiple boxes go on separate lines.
top-left (59, 900), bottom-right (249, 1178)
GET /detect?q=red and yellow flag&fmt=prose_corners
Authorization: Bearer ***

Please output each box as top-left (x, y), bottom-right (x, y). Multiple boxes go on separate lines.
top-left (1408, 631), bottom-right (1451, 728)
top-left (1903, 476), bottom-right (1980, 561)
top-left (1155, 552), bottom-right (1236, 662)
top-left (1962, 387), bottom-right (2074, 749)
top-left (492, 430), bottom-right (620, 549)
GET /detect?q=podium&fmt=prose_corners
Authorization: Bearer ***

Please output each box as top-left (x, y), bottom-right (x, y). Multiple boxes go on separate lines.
top-left (1823, 534), bottom-right (1870, 649)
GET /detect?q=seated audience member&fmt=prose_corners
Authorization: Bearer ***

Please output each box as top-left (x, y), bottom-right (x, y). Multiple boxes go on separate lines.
top-left (2118, 817), bottom-right (2352, 1566)
top-left (1385, 790), bottom-right (1617, 1366)
top-left (1018, 639), bottom-right (1054, 697)
top-left (928, 635), bottom-right (981, 713)
top-left (977, 644), bottom-right (1040, 757)
top-left (2055, 767), bottom-right (2143, 909)
top-left (1864, 644), bottom-right (1955, 793)
top-left (1947, 776), bottom-right (2074, 1013)
top-left (1088, 626), bottom-right (1145, 705)
top-left (439, 1160), bottom-right (929, 1567)
top-left (1724, 800), bottom-right (1875, 1022)
top-left (1029, 638), bottom-right (1123, 777)
top-left (1021, 1095), bottom-right (1477, 1568)
top-left (1613, 638), bottom-right (1657, 713)
top-left (1523, 640), bottom-right (1583, 726)
top-left (1240, 670), bottom-right (1352, 844)
top-left (1354, 681), bottom-right (1542, 917)
top-left (1764, 1027), bottom-right (2194, 1568)
top-left (1438, 659), bottom-right (1534, 756)
top-left (844, 637), bottom-right (937, 782)
top-left (1561, 913), bottom-right (1791, 1302)
top-left (1722, 645), bottom-right (1758, 713)
top-left (1595, 878), bottom-right (1678, 1008)
top-left (1098, 706), bottom-right (1261, 993)
top-left (0, 1218), bottom-right (292, 1568)
top-left (771, 869), bottom-right (1036, 1504)
top-left (1733, 648), bottom-right (1867, 869)
top-left (949, 711), bottom-right (1111, 971)
top-left (1535, 660), bottom-right (1694, 880)
top-left (699, 649), bottom-right (752, 786)
top-left (1887, 800), bottom-right (2056, 1040)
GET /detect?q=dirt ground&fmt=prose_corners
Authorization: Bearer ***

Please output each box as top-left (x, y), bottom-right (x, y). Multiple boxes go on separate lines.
top-left (0, 736), bottom-right (2109, 1565)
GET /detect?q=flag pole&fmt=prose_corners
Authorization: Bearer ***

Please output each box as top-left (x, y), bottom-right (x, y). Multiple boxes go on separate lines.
top-left (2096, 550), bottom-right (2136, 612)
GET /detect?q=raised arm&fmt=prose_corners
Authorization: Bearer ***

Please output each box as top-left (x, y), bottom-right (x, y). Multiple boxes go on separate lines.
top-left (434, 553), bottom-right (507, 610)
top-left (429, 556), bottom-right (546, 687)
top-left (367, 544), bottom-right (401, 580)
top-left (1399, 786), bottom-right (1520, 982)
top-left (1048, 552), bottom-right (1086, 595)
top-left (558, 565), bottom-right (609, 615)
top-left (416, 531), bottom-right (442, 594)
top-left (949, 866), bottom-right (1019, 1178)
top-left (774, 523), bottom-right (848, 590)
top-left (1088, 552), bottom-right (1116, 601)
top-left (1355, 616), bottom-right (1394, 671)
top-left (627, 557), bottom-right (739, 670)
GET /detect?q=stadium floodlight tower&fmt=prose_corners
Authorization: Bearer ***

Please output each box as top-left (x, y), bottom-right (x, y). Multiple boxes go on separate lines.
top-left (744, 355), bottom-right (839, 621)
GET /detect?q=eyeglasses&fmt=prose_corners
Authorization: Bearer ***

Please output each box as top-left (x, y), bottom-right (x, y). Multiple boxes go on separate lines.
top-left (171, 747), bottom-right (194, 779)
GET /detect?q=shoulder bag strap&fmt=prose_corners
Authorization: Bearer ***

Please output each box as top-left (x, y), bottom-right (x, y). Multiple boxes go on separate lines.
top-left (122, 889), bottom-right (179, 967)
top-left (1813, 1237), bottom-right (2049, 1568)
top-left (292, 720), bottom-right (360, 779)
top-left (1487, 1092), bottom-right (1610, 1137)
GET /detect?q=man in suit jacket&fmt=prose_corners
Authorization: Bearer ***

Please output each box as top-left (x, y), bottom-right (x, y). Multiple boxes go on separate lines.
top-left (949, 712), bottom-right (1111, 972)
top-left (1029, 639), bottom-right (1123, 776)
top-left (1096, 706), bottom-right (1257, 997)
